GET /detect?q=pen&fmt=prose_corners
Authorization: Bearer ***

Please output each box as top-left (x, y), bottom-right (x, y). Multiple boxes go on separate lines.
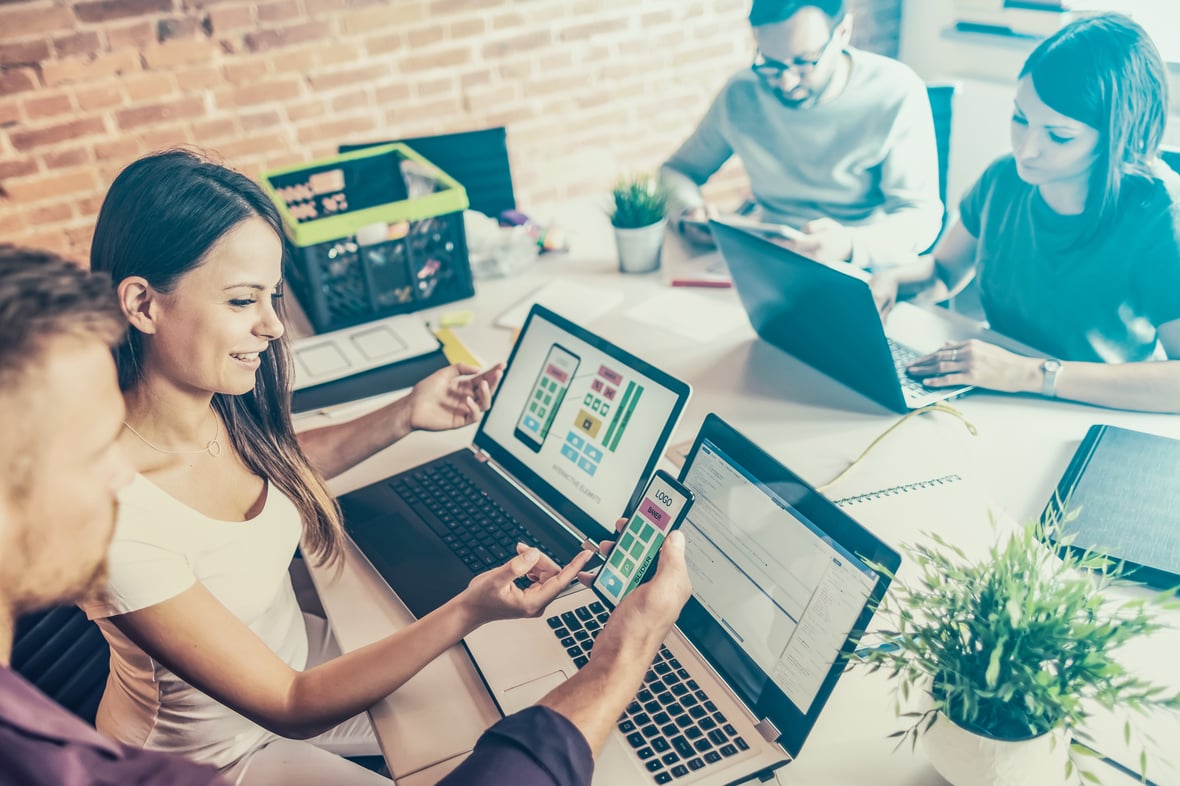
top-left (670, 279), bottom-right (733, 289)
top-left (852, 635), bottom-right (905, 659)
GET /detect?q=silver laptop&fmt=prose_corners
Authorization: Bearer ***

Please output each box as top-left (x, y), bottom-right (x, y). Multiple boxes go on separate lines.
top-left (710, 218), bottom-right (1040, 413)
top-left (339, 305), bottom-right (692, 618)
top-left (465, 414), bottom-right (901, 785)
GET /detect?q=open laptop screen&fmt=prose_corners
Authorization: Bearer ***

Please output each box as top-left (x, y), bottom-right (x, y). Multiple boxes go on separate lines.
top-left (676, 414), bottom-right (900, 757)
top-left (476, 305), bottom-right (691, 542)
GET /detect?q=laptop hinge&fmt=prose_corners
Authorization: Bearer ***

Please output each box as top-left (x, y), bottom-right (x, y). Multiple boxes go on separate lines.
top-left (754, 718), bottom-right (781, 744)
top-left (469, 445), bottom-right (491, 463)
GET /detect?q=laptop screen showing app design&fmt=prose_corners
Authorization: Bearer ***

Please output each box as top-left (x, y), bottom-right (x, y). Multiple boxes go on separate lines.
top-left (339, 305), bottom-right (690, 620)
top-left (475, 306), bottom-right (687, 540)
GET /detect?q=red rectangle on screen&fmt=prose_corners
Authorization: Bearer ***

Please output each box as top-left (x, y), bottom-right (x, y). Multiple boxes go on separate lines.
top-left (598, 365), bottom-right (623, 385)
top-left (640, 497), bottom-right (669, 530)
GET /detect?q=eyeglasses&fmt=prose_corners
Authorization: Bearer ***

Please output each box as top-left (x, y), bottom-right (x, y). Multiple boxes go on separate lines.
top-left (751, 26), bottom-right (839, 80)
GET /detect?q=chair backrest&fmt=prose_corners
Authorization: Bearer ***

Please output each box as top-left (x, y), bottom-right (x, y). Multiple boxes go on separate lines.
top-left (341, 126), bottom-right (516, 219)
top-left (926, 82), bottom-right (958, 211)
top-left (11, 604), bottom-right (109, 725)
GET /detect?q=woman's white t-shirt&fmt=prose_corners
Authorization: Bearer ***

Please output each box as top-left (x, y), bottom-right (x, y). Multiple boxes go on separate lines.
top-left (80, 474), bottom-right (308, 771)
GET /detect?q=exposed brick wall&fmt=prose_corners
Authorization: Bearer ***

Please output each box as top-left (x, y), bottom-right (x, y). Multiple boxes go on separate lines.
top-left (0, 0), bottom-right (900, 260)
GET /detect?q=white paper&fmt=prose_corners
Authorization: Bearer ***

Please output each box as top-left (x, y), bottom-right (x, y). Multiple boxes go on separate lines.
top-left (289, 314), bottom-right (438, 390)
top-left (495, 279), bottom-right (625, 330)
top-left (623, 289), bottom-right (748, 343)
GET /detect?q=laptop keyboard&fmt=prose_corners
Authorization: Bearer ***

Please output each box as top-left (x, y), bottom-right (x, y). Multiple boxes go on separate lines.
top-left (548, 601), bottom-right (750, 782)
top-left (886, 337), bottom-right (931, 397)
top-left (388, 461), bottom-right (559, 575)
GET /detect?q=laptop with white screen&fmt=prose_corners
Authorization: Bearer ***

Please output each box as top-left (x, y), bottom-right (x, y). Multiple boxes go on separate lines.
top-left (339, 305), bottom-right (692, 619)
top-left (464, 413), bottom-right (901, 784)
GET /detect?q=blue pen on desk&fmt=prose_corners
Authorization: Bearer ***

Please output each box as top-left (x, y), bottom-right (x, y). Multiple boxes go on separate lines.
top-left (852, 634), bottom-right (906, 660)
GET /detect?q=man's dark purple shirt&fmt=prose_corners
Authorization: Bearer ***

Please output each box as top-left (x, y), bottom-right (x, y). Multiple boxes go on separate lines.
top-left (437, 706), bottom-right (594, 786)
top-left (0, 665), bottom-right (225, 785)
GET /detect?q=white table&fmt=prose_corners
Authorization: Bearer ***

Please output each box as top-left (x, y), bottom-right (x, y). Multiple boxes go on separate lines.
top-left (301, 207), bottom-right (1180, 786)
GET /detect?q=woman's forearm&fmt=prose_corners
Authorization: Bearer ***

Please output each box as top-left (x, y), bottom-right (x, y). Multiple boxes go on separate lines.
top-left (1038, 359), bottom-right (1180, 414)
top-left (296, 395), bottom-right (415, 480)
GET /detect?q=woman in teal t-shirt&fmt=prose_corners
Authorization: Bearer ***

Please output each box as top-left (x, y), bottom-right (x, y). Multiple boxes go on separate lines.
top-left (873, 13), bottom-right (1180, 413)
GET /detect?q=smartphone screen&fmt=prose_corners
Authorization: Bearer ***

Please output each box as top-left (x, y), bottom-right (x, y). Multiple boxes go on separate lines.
top-left (592, 470), bottom-right (693, 607)
top-left (514, 343), bottom-right (580, 452)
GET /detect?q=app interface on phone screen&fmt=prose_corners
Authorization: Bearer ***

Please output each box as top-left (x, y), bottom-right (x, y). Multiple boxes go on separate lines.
top-left (595, 474), bottom-right (688, 605)
top-left (515, 344), bottom-right (579, 449)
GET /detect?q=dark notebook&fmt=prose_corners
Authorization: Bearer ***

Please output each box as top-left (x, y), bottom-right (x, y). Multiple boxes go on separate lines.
top-left (1044, 424), bottom-right (1180, 588)
top-left (290, 349), bottom-right (448, 414)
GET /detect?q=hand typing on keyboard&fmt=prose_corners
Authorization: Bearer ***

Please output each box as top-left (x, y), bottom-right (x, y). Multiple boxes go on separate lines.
top-left (906, 339), bottom-right (1042, 394)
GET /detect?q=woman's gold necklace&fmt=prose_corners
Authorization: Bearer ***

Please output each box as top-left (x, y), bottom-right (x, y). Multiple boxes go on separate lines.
top-left (123, 405), bottom-right (223, 457)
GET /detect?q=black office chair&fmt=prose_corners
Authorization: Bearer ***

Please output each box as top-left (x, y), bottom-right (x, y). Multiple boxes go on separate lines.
top-left (341, 127), bottom-right (517, 219)
top-left (926, 82), bottom-right (958, 219)
top-left (11, 604), bottom-right (109, 725)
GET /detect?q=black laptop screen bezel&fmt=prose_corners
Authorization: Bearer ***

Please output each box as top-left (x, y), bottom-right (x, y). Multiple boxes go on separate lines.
top-left (675, 413), bottom-right (901, 759)
top-left (473, 304), bottom-right (692, 544)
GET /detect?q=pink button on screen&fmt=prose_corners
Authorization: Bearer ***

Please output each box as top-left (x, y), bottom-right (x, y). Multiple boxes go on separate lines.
top-left (598, 365), bottom-right (623, 385)
top-left (547, 364), bottom-right (569, 383)
top-left (640, 497), bottom-right (669, 530)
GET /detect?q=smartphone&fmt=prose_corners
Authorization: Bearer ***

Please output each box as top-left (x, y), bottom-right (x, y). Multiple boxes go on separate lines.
top-left (714, 214), bottom-right (804, 242)
top-left (592, 469), bottom-right (694, 607)
top-left (514, 343), bottom-right (580, 452)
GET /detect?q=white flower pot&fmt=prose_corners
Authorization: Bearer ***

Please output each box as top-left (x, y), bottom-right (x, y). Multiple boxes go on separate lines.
top-left (613, 220), bottom-right (666, 274)
top-left (921, 711), bottom-right (1073, 786)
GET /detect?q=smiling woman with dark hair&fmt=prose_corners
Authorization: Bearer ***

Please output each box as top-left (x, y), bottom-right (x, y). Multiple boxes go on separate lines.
top-left (76, 148), bottom-right (609, 785)
top-left (872, 13), bottom-right (1180, 413)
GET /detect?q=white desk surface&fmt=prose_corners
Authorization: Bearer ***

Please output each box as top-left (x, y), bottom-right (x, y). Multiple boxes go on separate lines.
top-left (301, 205), bottom-right (1180, 786)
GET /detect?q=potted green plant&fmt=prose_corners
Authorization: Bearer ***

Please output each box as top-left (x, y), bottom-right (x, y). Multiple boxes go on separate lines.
top-left (608, 174), bottom-right (669, 274)
top-left (861, 513), bottom-right (1180, 786)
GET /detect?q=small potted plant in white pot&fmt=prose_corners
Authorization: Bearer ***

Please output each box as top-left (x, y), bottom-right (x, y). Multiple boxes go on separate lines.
top-left (861, 514), bottom-right (1180, 786)
top-left (609, 174), bottom-right (669, 274)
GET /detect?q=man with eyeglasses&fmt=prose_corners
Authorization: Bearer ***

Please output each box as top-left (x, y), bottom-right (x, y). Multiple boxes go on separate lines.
top-left (660, 0), bottom-right (943, 270)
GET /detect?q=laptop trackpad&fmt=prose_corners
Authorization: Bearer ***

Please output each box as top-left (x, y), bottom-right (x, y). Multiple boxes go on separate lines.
top-left (501, 670), bottom-right (569, 714)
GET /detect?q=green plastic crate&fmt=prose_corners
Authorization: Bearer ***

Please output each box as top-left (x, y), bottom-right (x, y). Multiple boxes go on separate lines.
top-left (262, 143), bottom-right (474, 333)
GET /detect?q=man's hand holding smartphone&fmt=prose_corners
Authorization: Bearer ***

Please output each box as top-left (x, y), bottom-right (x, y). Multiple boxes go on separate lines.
top-left (589, 471), bottom-right (693, 607)
top-left (590, 530), bottom-right (692, 659)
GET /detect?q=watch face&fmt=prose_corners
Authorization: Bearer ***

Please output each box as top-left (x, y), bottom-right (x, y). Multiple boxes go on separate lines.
top-left (1042, 359), bottom-right (1062, 397)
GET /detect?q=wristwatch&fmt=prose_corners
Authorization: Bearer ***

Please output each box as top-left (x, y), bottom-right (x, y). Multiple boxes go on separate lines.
top-left (1040, 358), bottom-right (1063, 398)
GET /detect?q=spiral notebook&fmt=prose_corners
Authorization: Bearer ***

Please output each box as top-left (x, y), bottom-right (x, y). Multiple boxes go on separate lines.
top-left (829, 473), bottom-right (963, 508)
